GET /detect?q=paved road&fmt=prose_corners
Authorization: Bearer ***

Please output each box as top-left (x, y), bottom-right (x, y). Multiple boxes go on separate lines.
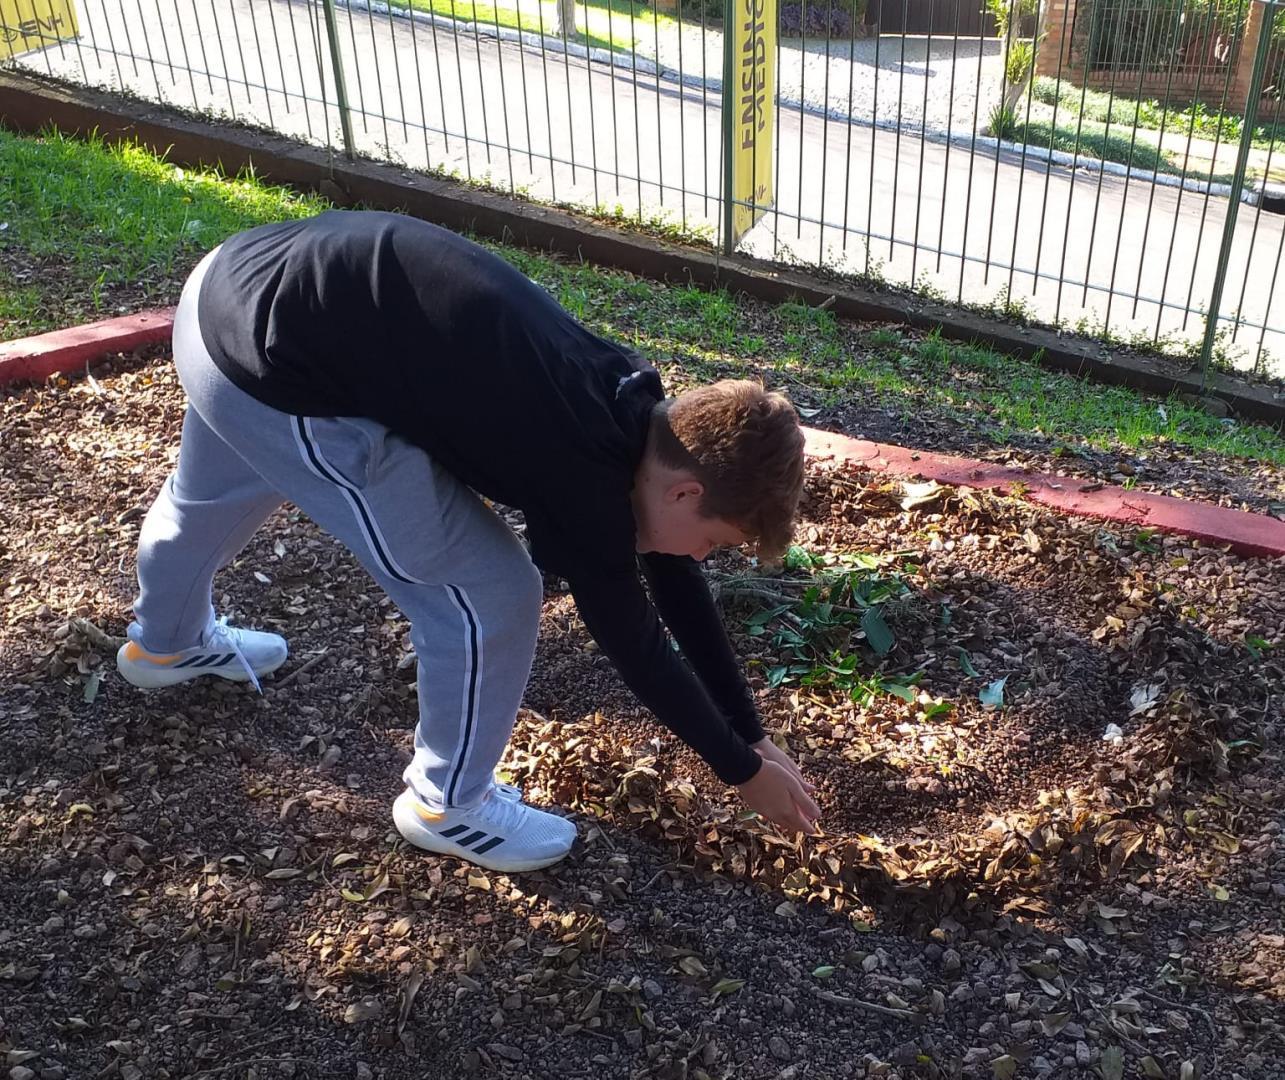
top-left (14, 0), bottom-right (1284, 370)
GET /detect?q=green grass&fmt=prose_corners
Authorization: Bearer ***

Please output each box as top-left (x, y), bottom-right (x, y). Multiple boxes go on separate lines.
top-left (392, 0), bottom-right (683, 54)
top-left (0, 128), bottom-right (325, 282)
top-left (500, 247), bottom-right (1285, 464)
top-left (0, 127), bottom-right (327, 333)
top-left (2, 127), bottom-right (1283, 469)
top-left (1031, 76), bottom-right (1285, 152)
top-left (0, 274), bottom-right (49, 337)
top-left (995, 111), bottom-right (1201, 178)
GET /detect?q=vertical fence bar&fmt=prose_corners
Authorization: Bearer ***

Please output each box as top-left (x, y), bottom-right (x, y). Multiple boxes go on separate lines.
top-left (627, 0), bottom-right (643, 216)
top-left (246, 1), bottom-right (278, 128)
top-left (1128, 0), bottom-right (1189, 321)
top-left (309, 0), bottom-right (336, 155)
top-left (1005, 0), bottom-right (1043, 301)
top-left (529, 0), bottom-right (556, 199)
top-left (401, 0), bottom-right (432, 170)
top-left (935, 0), bottom-right (963, 275)
top-left (910, 0), bottom-right (932, 285)
top-left (1180, 0), bottom-right (1249, 332)
top-left (1032, 0), bottom-right (1075, 298)
top-left (772, 0), bottom-right (785, 255)
top-left (1053, 0), bottom-right (1108, 323)
top-left (652, 0), bottom-right (666, 208)
top-left (283, 0), bottom-right (317, 139)
top-left (841, 0), bottom-right (859, 258)
top-left (1100, 0), bottom-right (1160, 327)
top-left (1196, 0), bottom-right (1279, 382)
top-left (1157, 0), bottom-right (1226, 338)
top-left (204, 1), bottom-right (239, 119)
top-left (320, 0), bottom-right (357, 158)
top-left (261, 0), bottom-right (295, 124)
top-left (129, 0), bottom-right (162, 96)
top-left (1238, 40), bottom-right (1285, 369)
top-left (984, 0), bottom-right (1020, 287)
top-left (819, 0), bottom-right (836, 263)
top-left (889, 0), bottom-right (908, 259)
top-left (363, 0), bottom-right (391, 151)
top-left (381, 1), bottom-right (410, 145)
top-left (722, 0), bottom-right (737, 253)
top-left (224, 0), bottom-right (258, 118)
top-left (344, 0), bottom-right (370, 134)
top-left (605, 1), bottom-right (622, 197)
top-left (957, 0), bottom-right (985, 301)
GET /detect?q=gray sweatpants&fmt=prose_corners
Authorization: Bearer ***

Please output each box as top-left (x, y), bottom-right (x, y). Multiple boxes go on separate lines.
top-left (132, 247), bottom-right (544, 810)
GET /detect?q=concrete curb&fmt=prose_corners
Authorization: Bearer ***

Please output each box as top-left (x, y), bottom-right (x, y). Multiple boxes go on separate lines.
top-left (1, 310), bottom-right (1280, 558)
top-left (0, 308), bottom-right (175, 384)
top-left (805, 428), bottom-right (1285, 560)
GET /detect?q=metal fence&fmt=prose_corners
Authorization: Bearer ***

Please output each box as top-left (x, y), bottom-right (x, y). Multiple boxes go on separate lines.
top-left (3, 0), bottom-right (1284, 376)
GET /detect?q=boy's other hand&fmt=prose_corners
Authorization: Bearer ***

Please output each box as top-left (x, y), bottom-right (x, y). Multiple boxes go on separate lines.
top-left (750, 736), bottom-right (817, 795)
top-left (737, 759), bottom-right (822, 836)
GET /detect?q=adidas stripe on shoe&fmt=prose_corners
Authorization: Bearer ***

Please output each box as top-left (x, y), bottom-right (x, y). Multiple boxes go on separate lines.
top-left (392, 784), bottom-right (575, 873)
top-left (116, 617), bottom-right (288, 691)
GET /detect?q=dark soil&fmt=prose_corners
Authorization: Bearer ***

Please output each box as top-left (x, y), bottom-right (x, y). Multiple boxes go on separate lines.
top-left (2, 354), bottom-right (1283, 1080)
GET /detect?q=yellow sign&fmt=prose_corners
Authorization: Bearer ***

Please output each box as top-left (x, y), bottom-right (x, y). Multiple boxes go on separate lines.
top-left (0, 0), bottom-right (78, 61)
top-left (731, 0), bottom-right (775, 245)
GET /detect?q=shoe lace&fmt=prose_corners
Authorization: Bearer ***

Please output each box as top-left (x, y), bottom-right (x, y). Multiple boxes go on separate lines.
top-left (209, 616), bottom-right (262, 694)
top-left (474, 787), bottom-right (527, 834)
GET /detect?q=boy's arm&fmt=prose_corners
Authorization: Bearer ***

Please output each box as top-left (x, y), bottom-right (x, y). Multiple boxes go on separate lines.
top-left (565, 570), bottom-right (764, 786)
top-left (637, 552), bottom-right (765, 746)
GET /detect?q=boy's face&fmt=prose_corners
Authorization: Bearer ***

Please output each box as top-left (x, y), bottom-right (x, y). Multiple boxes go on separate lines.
top-left (634, 478), bottom-right (749, 561)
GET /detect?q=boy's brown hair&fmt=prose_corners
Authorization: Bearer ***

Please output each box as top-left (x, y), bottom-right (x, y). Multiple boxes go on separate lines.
top-left (650, 380), bottom-right (805, 559)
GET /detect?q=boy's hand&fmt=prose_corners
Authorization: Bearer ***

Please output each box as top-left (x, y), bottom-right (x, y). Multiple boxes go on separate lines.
top-left (750, 736), bottom-right (817, 795)
top-left (737, 759), bottom-right (822, 836)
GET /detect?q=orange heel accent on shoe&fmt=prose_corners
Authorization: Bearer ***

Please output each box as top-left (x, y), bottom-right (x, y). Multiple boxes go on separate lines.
top-left (122, 641), bottom-right (181, 665)
top-left (413, 803), bottom-right (446, 824)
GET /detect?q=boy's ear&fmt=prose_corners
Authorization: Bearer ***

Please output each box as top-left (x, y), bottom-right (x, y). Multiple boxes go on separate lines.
top-left (668, 478), bottom-right (704, 504)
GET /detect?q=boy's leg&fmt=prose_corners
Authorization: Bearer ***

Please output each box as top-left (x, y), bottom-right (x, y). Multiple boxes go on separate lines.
top-left (170, 270), bottom-right (544, 811)
top-left (131, 404), bottom-right (284, 653)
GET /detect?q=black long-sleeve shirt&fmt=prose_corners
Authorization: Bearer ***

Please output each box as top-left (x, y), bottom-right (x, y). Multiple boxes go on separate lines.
top-left (197, 210), bottom-right (764, 784)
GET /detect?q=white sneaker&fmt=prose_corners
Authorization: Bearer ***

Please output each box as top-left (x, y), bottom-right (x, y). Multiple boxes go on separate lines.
top-left (116, 617), bottom-right (288, 691)
top-left (393, 784), bottom-right (575, 873)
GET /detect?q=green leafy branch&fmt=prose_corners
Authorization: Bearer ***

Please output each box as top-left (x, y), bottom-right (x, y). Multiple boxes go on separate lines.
top-left (716, 546), bottom-right (933, 707)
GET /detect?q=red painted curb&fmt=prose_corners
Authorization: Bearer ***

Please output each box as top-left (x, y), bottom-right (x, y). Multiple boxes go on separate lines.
top-left (0, 308), bottom-right (176, 385)
top-left (1, 314), bottom-right (1281, 559)
top-left (804, 429), bottom-right (1285, 560)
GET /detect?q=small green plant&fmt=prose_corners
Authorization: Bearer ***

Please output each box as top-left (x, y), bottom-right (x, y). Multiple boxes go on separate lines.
top-left (1132, 528), bottom-right (1161, 554)
top-left (733, 547), bottom-right (924, 705)
top-left (1244, 635), bottom-right (1273, 659)
top-left (1006, 39), bottom-right (1035, 87)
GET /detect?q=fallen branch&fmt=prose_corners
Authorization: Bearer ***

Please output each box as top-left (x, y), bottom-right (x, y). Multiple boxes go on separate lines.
top-left (187, 1057), bottom-right (319, 1079)
top-left (637, 861), bottom-right (683, 893)
top-left (1138, 989), bottom-right (1219, 1038)
top-left (272, 648), bottom-right (330, 690)
top-left (810, 987), bottom-right (926, 1024)
top-left (709, 582), bottom-right (863, 616)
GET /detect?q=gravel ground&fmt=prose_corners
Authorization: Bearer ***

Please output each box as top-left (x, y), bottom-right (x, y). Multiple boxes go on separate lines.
top-left (629, 24), bottom-right (1007, 136)
top-left (2, 351), bottom-right (1283, 1079)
